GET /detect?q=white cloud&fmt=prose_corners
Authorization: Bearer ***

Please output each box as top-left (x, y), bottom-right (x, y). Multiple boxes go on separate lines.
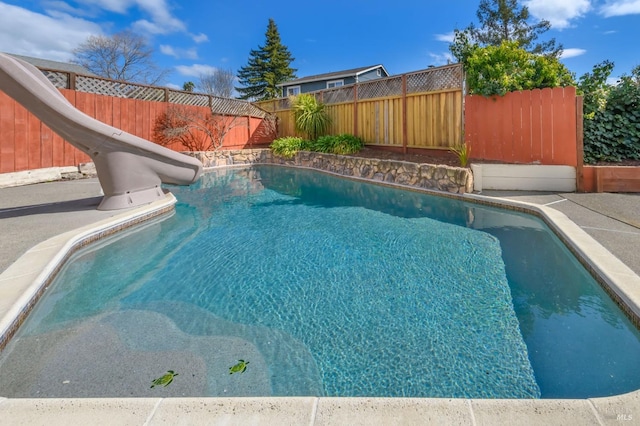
top-left (0, 2), bottom-right (102, 61)
top-left (175, 64), bottom-right (218, 77)
top-left (75, 0), bottom-right (186, 34)
top-left (428, 52), bottom-right (454, 66)
top-left (524, 0), bottom-right (591, 29)
top-left (560, 48), bottom-right (587, 58)
top-left (160, 44), bottom-right (198, 60)
top-left (192, 33), bottom-right (208, 43)
top-left (42, 1), bottom-right (95, 17)
top-left (434, 32), bottom-right (454, 43)
top-left (600, 0), bottom-right (640, 17)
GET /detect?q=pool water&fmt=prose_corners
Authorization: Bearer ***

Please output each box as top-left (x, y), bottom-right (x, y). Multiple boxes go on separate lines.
top-left (1, 165), bottom-right (639, 399)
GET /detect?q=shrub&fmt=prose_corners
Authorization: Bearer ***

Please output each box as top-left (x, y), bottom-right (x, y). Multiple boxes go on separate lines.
top-left (464, 41), bottom-right (575, 96)
top-left (290, 94), bottom-right (332, 140)
top-left (270, 134), bottom-right (363, 158)
top-left (583, 67), bottom-right (640, 163)
top-left (331, 134), bottom-right (364, 155)
top-left (270, 136), bottom-right (310, 159)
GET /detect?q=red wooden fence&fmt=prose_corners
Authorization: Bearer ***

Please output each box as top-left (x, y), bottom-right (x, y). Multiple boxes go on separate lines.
top-left (465, 86), bottom-right (579, 167)
top-left (0, 89), bottom-right (274, 174)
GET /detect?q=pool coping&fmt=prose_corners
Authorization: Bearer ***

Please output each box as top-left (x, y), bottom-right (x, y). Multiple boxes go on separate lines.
top-left (0, 167), bottom-right (639, 425)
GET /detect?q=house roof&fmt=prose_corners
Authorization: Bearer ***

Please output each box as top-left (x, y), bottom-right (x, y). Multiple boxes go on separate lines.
top-left (277, 64), bottom-right (389, 87)
top-left (5, 53), bottom-right (96, 76)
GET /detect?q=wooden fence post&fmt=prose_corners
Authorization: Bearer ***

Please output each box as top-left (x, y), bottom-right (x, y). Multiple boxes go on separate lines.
top-left (247, 115), bottom-right (251, 147)
top-left (68, 72), bottom-right (76, 91)
top-left (402, 74), bottom-right (408, 153)
top-left (576, 95), bottom-right (585, 192)
top-left (353, 84), bottom-right (358, 137)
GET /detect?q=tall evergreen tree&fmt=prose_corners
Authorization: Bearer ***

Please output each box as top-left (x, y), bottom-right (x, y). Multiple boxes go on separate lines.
top-left (236, 19), bottom-right (297, 101)
top-left (450, 0), bottom-right (562, 63)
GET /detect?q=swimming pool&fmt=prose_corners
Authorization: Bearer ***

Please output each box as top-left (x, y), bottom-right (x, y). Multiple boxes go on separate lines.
top-left (1, 165), bottom-right (639, 399)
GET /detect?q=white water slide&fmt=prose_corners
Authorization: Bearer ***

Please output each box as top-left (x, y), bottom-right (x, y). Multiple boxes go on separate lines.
top-left (0, 53), bottom-right (203, 210)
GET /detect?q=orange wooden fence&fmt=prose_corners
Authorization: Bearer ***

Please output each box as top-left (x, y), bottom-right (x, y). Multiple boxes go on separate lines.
top-left (465, 86), bottom-right (579, 166)
top-left (0, 89), bottom-right (274, 174)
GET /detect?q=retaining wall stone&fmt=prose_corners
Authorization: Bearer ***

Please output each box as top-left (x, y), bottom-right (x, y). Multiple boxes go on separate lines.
top-left (190, 149), bottom-right (473, 194)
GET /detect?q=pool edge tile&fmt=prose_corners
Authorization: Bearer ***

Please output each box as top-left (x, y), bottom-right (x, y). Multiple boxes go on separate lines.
top-left (0, 397), bottom-right (161, 426)
top-left (589, 390), bottom-right (640, 425)
top-left (314, 397), bottom-right (474, 425)
top-left (149, 397), bottom-right (317, 425)
top-left (469, 398), bottom-right (602, 426)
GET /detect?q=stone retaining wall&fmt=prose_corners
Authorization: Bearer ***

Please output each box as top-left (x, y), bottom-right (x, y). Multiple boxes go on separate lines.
top-left (190, 149), bottom-right (473, 194)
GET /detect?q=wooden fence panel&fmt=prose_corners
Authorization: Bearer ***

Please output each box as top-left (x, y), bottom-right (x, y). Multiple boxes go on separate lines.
top-left (14, 99), bottom-right (29, 172)
top-left (262, 89), bottom-right (463, 149)
top-left (28, 107), bottom-right (42, 170)
top-left (406, 90), bottom-right (462, 149)
top-left (357, 97), bottom-right (403, 147)
top-left (0, 91), bottom-right (15, 173)
top-left (465, 87), bottom-right (578, 166)
top-left (325, 103), bottom-right (353, 136)
top-left (0, 88), bottom-right (274, 174)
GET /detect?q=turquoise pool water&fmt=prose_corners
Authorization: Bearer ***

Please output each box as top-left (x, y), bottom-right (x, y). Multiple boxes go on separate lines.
top-left (1, 165), bottom-right (639, 399)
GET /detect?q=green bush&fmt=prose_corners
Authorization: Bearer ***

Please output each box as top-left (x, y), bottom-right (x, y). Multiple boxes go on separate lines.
top-left (270, 136), bottom-right (310, 159)
top-left (313, 134), bottom-right (364, 155)
top-left (270, 134), bottom-right (363, 158)
top-left (583, 65), bottom-right (640, 163)
top-left (464, 41), bottom-right (575, 96)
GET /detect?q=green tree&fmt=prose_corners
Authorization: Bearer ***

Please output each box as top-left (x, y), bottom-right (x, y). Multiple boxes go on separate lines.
top-left (450, 0), bottom-right (562, 64)
top-left (182, 81), bottom-right (195, 92)
top-left (464, 41), bottom-right (574, 96)
top-left (236, 18), bottom-right (297, 101)
top-left (577, 61), bottom-right (615, 118)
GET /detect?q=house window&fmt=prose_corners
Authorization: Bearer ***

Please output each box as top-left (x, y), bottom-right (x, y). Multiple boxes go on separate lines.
top-left (327, 80), bottom-right (344, 89)
top-left (287, 86), bottom-right (300, 96)
top-left (376, 69), bottom-right (381, 76)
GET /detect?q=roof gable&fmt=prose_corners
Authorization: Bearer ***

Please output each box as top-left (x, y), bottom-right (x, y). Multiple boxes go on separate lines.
top-left (278, 65), bottom-right (389, 87)
top-left (5, 53), bottom-right (96, 76)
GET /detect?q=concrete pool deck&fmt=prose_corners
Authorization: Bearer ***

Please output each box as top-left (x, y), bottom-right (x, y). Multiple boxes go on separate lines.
top-left (0, 177), bottom-right (639, 425)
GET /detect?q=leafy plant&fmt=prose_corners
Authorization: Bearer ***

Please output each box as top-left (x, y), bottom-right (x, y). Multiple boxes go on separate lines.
top-left (270, 136), bottom-right (310, 158)
top-left (464, 41), bottom-right (575, 96)
top-left (290, 94), bottom-right (332, 140)
top-left (450, 143), bottom-right (471, 167)
top-left (311, 134), bottom-right (364, 155)
top-left (270, 134), bottom-right (363, 158)
top-left (578, 61), bottom-right (615, 119)
top-left (583, 65), bottom-right (640, 163)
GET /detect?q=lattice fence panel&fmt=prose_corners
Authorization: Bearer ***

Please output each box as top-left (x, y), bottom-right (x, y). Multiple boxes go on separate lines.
top-left (275, 97), bottom-right (291, 111)
top-left (124, 85), bottom-right (165, 101)
top-left (322, 86), bottom-right (355, 105)
top-left (211, 97), bottom-right (268, 117)
top-left (75, 75), bottom-right (165, 100)
top-left (42, 71), bottom-right (69, 89)
top-left (169, 91), bottom-right (210, 107)
top-left (357, 76), bottom-right (403, 100)
top-left (406, 64), bottom-right (463, 94)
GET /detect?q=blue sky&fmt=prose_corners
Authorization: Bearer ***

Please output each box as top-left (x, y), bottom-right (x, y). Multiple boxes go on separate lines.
top-left (1, 0), bottom-right (639, 90)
